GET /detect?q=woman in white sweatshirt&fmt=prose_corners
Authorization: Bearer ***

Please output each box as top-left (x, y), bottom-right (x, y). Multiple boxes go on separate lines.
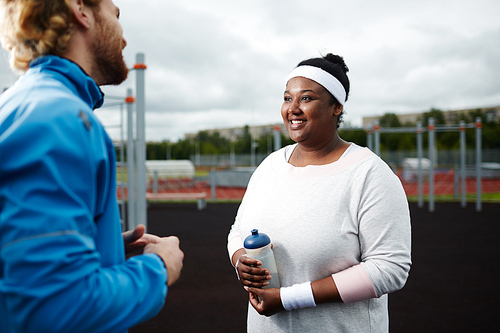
top-left (227, 53), bottom-right (411, 332)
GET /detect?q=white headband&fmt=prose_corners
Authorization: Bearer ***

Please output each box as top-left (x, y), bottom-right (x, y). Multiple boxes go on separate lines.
top-left (286, 65), bottom-right (346, 106)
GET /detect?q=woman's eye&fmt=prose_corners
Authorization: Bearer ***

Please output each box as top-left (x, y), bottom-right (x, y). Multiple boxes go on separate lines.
top-left (284, 96), bottom-right (291, 102)
top-left (301, 96), bottom-right (312, 101)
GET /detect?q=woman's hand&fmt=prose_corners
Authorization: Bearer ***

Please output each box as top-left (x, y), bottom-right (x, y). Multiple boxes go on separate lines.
top-left (236, 254), bottom-right (272, 288)
top-left (245, 286), bottom-right (284, 317)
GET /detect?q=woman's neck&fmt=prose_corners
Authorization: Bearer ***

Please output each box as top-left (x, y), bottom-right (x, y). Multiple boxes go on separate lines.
top-left (289, 136), bottom-right (349, 167)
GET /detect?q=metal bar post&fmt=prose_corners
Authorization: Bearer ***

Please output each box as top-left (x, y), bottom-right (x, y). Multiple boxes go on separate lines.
top-left (126, 88), bottom-right (135, 230)
top-left (273, 126), bottom-right (282, 151)
top-left (460, 121), bottom-right (466, 208)
top-left (230, 140), bottom-right (236, 168)
top-left (210, 168), bottom-right (216, 202)
top-left (135, 53), bottom-right (147, 230)
top-left (153, 170), bottom-right (158, 194)
top-left (119, 103), bottom-right (126, 230)
top-left (366, 127), bottom-right (373, 151)
top-left (251, 139), bottom-right (257, 167)
top-left (374, 121), bottom-right (380, 156)
top-left (428, 118), bottom-right (435, 212)
top-left (475, 117), bottom-right (482, 212)
top-left (195, 141), bottom-right (201, 167)
top-left (416, 122), bottom-right (424, 208)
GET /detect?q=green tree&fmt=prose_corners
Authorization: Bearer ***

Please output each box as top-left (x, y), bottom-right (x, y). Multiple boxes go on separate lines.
top-left (235, 125), bottom-right (252, 154)
top-left (421, 108), bottom-right (446, 126)
top-left (468, 109), bottom-right (485, 124)
top-left (196, 131), bottom-right (229, 154)
top-left (170, 138), bottom-right (193, 159)
top-left (437, 131), bottom-right (460, 150)
top-left (255, 133), bottom-right (273, 154)
top-left (470, 109), bottom-right (500, 149)
top-left (338, 129), bottom-right (367, 147)
top-left (397, 133), bottom-right (415, 150)
top-left (150, 107), bottom-right (500, 163)
top-left (379, 112), bottom-right (402, 128)
top-left (146, 142), bottom-right (161, 160)
top-left (281, 132), bottom-right (294, 147)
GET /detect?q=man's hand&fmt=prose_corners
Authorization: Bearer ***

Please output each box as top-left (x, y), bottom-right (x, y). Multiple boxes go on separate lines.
top-left (123, 224), bottom-right (162, 259)
top-left (245, 286), bottom-right (284, 317)
top-left (144, 236), bottom-right (184, 286)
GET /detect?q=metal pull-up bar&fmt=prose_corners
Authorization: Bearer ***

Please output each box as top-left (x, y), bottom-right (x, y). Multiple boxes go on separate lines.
top-left (367, 117), bottom-right (483, 212)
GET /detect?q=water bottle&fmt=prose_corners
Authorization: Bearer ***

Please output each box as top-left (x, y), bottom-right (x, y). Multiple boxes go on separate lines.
top-left (244, 229), bottom-right (280, 289)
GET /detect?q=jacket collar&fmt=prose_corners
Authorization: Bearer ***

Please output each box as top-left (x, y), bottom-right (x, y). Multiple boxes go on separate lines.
top-left (29, 55), bottom-right (104, 109)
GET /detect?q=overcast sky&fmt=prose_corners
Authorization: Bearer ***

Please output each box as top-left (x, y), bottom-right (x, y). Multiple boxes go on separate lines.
top-left (1, 0), bottom-right (499, 142)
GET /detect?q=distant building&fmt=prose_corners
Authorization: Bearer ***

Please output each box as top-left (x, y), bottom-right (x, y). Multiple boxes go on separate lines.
top-left (185, 105), bottom-right (500, 140)
top-left (362, 106), bottom-right (500, 127)
top-left (185, 123), bottom-right (286, 141)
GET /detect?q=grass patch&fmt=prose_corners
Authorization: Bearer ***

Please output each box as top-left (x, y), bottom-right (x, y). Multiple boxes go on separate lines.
top-left (195, 170), bottom-right (209, 178)
top-left (407, 193), bottom-right (500, 203)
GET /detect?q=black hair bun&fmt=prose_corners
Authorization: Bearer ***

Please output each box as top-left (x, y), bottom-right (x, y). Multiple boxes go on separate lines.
top-left (324, 53), bottom-right (349, 74)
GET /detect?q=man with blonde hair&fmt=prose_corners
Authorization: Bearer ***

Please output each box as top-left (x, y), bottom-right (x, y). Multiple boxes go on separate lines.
top-left (0, 1), bottom-right (184, 332)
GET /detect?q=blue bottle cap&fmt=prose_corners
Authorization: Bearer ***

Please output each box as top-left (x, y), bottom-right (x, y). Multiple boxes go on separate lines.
top-left (244, 229), bottom-right (271, 249)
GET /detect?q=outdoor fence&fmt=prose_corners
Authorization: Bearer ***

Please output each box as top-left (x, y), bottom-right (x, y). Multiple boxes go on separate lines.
top-left (130, 149), bottom-right (500, 206)
top-left (188, 149), bottom-right (500, 169)
top-left (190, 153), bottom-right (269, 168)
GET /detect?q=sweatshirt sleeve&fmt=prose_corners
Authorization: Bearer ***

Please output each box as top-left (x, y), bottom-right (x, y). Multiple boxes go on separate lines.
top-left (351, 156), bottom-right (412, 298)
top-left (0, 109), bottom-right (167, 333)
top-left (227, 192), bottom-right (246, 263)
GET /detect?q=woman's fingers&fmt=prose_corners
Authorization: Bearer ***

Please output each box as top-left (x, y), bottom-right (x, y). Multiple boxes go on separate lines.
top-left (240, 269), bottom-right (271, 287)
top-left (237, 257), bottom-right (271, 287)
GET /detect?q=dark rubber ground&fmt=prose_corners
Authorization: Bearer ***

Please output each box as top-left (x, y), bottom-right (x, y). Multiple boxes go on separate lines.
top-left (130, 202), bottom-right (500, 333)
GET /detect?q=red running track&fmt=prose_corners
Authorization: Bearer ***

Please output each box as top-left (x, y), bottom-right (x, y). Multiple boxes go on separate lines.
top-left (398, 170), bottom-right (500, 196)
top-left (118, 179), bottom-right (247, 201)
top-left (117, 173), bottom-right (500, 201)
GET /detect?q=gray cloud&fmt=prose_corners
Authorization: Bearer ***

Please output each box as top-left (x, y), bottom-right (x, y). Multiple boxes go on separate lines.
top-left (2, 0), bottom-right (499, 141)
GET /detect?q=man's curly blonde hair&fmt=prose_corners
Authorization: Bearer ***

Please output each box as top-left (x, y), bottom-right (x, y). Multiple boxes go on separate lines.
top-left (0, 0), bottom-right (101, 73)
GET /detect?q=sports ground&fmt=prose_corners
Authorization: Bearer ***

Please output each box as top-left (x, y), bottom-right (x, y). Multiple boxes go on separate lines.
top-left (124, 166), bottom-right (500, 203)
top-left (130, 202), bottom-right (500, 333)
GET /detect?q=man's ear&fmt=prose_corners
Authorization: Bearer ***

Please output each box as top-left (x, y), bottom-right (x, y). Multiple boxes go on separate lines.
top-left (68, 0), bottom-right (93, 29)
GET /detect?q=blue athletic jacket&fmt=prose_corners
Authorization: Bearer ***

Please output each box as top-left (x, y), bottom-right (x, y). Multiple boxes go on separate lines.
top-left (0, 56), bottom-right (167, 333)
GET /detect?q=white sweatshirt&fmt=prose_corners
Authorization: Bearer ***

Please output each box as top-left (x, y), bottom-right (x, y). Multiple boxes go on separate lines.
top-left (227, 144), bottom-right (411, 332)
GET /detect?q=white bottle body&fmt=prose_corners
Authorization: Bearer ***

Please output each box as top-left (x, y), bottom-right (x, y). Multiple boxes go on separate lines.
top-left (245, 243), bottom-right (280, 289)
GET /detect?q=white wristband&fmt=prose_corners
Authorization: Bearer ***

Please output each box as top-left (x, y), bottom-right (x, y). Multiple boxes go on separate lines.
top-left (280, 282), bottom-right (316, 310)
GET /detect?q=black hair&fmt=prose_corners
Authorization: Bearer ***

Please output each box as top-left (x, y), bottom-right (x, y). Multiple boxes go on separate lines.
top-left (296, 53), bottom-right (350, 128)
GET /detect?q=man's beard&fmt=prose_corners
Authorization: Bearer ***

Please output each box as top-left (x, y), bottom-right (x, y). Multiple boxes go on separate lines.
top-left (91, 15), bottom-right (129, 86)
